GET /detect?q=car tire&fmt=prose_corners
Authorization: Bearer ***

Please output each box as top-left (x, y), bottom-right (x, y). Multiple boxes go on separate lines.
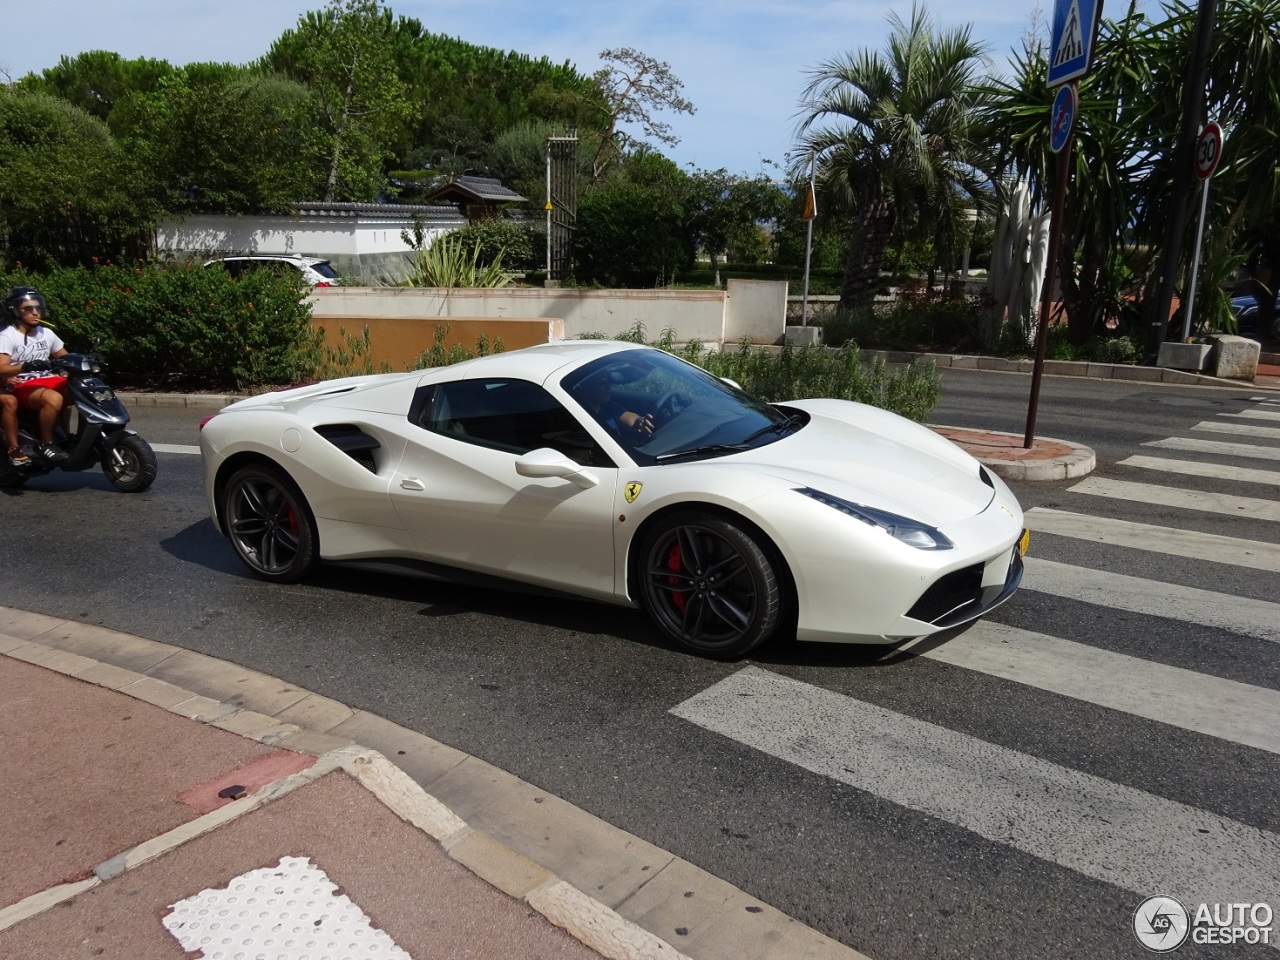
top-left (638, 512), bottom-right (782, 658)
top-left (223, 464), bottom-right (319, 583)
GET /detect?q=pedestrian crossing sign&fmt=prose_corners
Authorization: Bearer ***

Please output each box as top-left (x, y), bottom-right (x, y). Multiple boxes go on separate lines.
top-left (1048, 0), bottom-right (1102, 87)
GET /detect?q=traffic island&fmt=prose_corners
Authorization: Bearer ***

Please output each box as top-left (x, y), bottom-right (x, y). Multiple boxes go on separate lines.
top-left (930, 425), bottom-right (1096, 481)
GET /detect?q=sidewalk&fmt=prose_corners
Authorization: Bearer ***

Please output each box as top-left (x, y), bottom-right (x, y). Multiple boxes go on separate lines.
top-left (0, 608), bottom-right (866, 960)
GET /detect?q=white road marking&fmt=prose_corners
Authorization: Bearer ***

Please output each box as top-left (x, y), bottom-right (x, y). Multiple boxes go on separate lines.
top-left (1117, 454), bottom-right (1280, 486)
top-left (151, 443), bottom-right (201, 455)
top-left (163, 856), bottom-right (411, 959)
top-left (1067, 476), bottom-right (1280, 522)
top-left (1144, 436), bottom-right (1280, 461)
top-left (919, 621), bottom-right (1280, 754)
top-left (671, 667), bottom-right (1280, 906)
top-left (1193, 420), bottom-right (1280, 440)
top-left (1020, 556), bottom-right (1280, 643)
top-left (1223, 409), bottom-right (1280, 422)
top-left (1024, 507), bottom-right (1280, 572)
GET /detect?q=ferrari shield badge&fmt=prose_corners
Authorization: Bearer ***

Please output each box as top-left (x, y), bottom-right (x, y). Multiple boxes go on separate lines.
top-left (624, 481), bottom-right (643, 503)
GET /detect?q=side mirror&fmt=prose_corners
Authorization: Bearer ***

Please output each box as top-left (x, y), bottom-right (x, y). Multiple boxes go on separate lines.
top-left (515, 448), bottom-right (599, 489)
top-left (720, 377), bottom-right (742, 390)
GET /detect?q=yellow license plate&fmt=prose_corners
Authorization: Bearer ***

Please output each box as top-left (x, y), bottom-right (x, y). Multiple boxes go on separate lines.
top-left (1018, 529), bottom-right (1031, 557)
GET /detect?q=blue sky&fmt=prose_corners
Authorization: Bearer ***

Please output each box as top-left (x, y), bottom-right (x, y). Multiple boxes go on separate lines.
top-left (6, 0), bottom-right (1044, 177)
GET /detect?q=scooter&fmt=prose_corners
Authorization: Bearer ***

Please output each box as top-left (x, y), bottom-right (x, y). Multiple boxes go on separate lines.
top-left (0, 352), bottom-right (157, 492)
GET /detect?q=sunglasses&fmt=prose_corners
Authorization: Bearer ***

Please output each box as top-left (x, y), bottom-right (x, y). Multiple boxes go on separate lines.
top-left (19, 305), bottom-right (41, 313)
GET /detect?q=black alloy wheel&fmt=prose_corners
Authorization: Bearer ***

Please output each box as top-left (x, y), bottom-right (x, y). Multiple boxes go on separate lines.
top-left (223, 464), bottom-right (319, 583)
top-left (639, 512), bottom-right (781, 658)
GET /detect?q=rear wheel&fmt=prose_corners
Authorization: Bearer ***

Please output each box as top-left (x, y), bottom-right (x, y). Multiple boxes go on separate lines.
top-left (639, 512), bottom-right (781, 658)
top-left (101, 433), bottom-right (157, 492)
top-left (223, 464), bottom-right (319, 583)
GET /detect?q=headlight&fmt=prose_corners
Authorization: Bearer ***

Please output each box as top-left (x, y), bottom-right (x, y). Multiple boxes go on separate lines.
top-left (796, 487), bottom-right (954, 550)
top-left (89, 387), bottom-right (115, 403)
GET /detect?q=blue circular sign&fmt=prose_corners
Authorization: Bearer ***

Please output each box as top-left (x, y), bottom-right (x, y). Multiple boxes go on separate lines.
top-left (1049, 84), bottom-right (1077, 154)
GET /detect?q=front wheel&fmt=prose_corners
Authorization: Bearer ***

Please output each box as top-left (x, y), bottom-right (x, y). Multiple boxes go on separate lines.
top-left (223, 464), bottom-right (319, 583)
top-left (101, 433), bottom-right (157, 492)
top-left (638, 512), bottom-right (782, 658)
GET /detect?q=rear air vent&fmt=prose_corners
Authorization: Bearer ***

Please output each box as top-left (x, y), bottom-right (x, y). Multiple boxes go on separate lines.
top-left (314, 424), bottom-right (380, 473)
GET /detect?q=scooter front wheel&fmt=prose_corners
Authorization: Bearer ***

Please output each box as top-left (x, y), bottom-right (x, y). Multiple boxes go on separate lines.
top-left (101, 434), bottom-right (158, 492)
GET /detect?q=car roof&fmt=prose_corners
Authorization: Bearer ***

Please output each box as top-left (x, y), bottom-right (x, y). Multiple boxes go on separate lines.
top-left (429, 339), bottom-right (653, 385)
top-left (208, 255), bottom-right (329, 266)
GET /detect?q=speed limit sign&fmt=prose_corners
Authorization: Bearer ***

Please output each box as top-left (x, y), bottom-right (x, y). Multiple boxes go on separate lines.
top-left (1194, 122), bottom-right (1223, 180)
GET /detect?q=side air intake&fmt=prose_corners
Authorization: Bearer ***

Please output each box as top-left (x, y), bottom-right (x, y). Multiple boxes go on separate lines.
top-left (314, 424), bottom-right (381, 473)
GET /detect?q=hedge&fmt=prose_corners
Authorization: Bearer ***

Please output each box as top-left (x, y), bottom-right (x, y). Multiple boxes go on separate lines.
top-left (0, 261), bottom-right (320, 390)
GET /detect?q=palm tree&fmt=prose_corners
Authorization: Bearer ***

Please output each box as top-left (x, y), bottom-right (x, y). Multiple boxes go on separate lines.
top-left (795, 4), bottom-right (990, 312)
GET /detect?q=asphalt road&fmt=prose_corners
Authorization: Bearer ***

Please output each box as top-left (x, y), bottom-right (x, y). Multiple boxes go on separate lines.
top-left (3, 368), bottom-right (1277, 960)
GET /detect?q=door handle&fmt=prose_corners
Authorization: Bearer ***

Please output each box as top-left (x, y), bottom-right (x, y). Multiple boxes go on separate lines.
top-left (400, 478), bottom-right (425, 491)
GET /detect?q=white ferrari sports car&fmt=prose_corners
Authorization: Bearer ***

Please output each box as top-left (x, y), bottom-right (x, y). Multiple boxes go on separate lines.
top-left (200, 340), bottom-right (1027, 658)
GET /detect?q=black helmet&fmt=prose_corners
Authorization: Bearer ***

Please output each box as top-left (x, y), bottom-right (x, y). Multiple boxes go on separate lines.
top-left (4, 286), bottom-right (47, 325)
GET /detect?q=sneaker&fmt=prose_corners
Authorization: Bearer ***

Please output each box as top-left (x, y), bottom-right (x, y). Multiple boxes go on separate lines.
top-left (38, 443), bottom-right (69, 464)
top-left (7, 449), bottom-right (29, 468)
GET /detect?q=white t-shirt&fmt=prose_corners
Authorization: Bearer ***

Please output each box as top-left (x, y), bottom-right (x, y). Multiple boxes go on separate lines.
top-left (0, 324), bottom-right (65, 382)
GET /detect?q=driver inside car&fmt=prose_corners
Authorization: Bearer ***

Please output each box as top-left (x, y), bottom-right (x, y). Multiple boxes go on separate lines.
top-left (0, 286), bottom-right (71, 463)
top-left (577, 371), bottom-right (655, 440)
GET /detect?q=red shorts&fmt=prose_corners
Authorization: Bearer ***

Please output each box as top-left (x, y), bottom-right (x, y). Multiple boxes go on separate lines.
top-left (14, 375), bottom-right (67, 405)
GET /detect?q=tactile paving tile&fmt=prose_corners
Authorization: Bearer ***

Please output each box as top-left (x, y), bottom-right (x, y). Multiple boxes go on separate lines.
top-left (162, 855), bottom-right (410, 959)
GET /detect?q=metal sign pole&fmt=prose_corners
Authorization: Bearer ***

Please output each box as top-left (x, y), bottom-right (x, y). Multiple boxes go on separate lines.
top-left (1181, 182), bottom-right (1212, 341)
top-left (801, 155), bottom-right (816, 327)
top-left (1025, 83), bottom-right (1077, 449)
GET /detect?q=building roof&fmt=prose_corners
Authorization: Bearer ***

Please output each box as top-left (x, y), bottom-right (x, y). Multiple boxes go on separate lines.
top-left (424, 176), bottom-right (528, 205)
top-left (292, 202), bottom-right (463, 221)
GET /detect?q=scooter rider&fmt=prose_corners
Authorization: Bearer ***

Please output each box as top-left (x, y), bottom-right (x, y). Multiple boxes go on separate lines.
top-left (0, 286), bottom-right (71, 463)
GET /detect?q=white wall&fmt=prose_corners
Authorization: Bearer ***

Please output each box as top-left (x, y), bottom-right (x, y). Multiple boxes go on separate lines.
top-left (156, 212), bottom-right (466, 284)
top-left (308, 284), bottom-right (787, 346)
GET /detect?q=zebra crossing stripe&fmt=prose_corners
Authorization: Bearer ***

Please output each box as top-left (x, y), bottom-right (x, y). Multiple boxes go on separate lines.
top-left (151, 443), bottom-right (201, 455)
top-left (1117, 454), bottom-right (1280, 486)
top-left (1223, 409), bottom-right (1280, 422)
top-left (1068, 476), bottom-right (1280, 522)
top-left (1020, 556), bottom-right (1280, 643)
top-left (919, 620), bottom-right (1280, 754)
top-left (1145, 436), bottom-right (1280, 461)
top-left (1193, 420), bottom-right (1280, 440)
top-left (1023, 507), bottom-right (1280, 572)
top-left (671, 667), bottom-right (1280, 907)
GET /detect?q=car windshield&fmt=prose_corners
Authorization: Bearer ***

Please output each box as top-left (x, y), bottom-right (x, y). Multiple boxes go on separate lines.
top-left (311, 262), bottom-right (338, 279)
top-left (562, 349), bottom-right (801, 465)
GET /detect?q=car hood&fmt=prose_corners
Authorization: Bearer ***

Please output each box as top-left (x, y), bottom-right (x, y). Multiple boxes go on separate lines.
top-left (735, 400), bottom-right (995, 526)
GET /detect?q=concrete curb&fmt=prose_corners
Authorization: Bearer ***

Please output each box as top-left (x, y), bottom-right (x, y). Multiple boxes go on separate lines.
top-left (866, 349), bottom-right (1280, 390)
top-left (0, 607), bottom-right (868, 960)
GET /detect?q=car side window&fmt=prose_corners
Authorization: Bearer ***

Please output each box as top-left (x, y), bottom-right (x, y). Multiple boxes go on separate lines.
top-left (410, 379), bottom-right (613, 467)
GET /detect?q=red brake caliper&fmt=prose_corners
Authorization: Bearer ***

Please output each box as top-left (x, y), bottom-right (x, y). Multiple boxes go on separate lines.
top-left (667, 544), bottom-right (686, 614)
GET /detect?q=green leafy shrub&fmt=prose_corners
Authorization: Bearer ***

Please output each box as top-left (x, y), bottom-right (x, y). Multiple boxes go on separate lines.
top-left (403, 235), bottom-right (515, 288)
top-left (409, 324), bottom-right (506, 369)
top-left (583, 324), bottom-right (941, 422)
top-left (0, 261), bottom-right (319, 389)
top-left (819, 293), bottom-right (984, 352)
top-left (1088, 335), bottom-right (1140, 364)
top-left (452, 219), bottom-right (536, 270)
top-left (698, 341), bottom-right (941, 422)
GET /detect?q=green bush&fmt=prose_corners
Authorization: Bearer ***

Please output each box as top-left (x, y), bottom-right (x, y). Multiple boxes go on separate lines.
top-left (1088, 335), bottom-right (1140, 364)
top-left (819, 293), bottom-right (985, 352)
top-left (697, 341), bottom-right (941, 423)
top-left (584, 324), bottom-right (941, 422)
top-left (0, 261), bottom-right (320, 390)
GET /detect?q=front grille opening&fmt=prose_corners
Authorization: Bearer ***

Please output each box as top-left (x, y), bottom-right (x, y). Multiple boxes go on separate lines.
top-left (314, 424), bottom-right (380, 473)
top-left (907, 563), bottom-right (984, 625)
